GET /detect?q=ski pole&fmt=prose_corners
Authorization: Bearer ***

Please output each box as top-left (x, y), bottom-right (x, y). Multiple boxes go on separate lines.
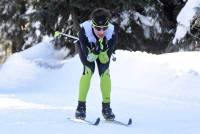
top-left (112, 54), bottom-right (116, 61)
top-left (54, 31), bottom-right (79, 43)
top-left (54, 31), bottom-right (79, 40)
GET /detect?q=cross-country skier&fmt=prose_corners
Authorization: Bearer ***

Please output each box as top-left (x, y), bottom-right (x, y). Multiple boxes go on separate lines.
top-left (75, 8), bottom-right (117, 120)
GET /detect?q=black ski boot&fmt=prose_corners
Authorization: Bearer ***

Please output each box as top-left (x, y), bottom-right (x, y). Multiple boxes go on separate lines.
top-left (75, 101), bottom-right (86, 120)
top-left (102, 102), bottom-right (115, 120)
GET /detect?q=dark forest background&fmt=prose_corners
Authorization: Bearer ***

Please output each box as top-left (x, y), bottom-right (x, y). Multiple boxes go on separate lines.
top-left (0, 0), bottom-right (200, 55)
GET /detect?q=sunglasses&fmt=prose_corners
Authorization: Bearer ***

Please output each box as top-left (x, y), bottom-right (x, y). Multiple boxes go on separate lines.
top-left (93, 25), bottom-right (108, 31)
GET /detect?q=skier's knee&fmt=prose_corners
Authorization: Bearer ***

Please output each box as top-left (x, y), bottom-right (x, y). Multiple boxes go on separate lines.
top-left (101, 69), bottom-right (110, 77)
top-left (83, 66), bottom-right (93, 76)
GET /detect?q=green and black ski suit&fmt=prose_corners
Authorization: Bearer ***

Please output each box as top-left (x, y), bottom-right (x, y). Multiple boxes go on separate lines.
top-left (77, 20), bottom-right (117, 103)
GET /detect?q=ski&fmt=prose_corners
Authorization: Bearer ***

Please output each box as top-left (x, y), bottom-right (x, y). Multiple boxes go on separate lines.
top-left (67, 117), bottom-right (100, 126)
top-left (105, 118), bottom-right (132, 127)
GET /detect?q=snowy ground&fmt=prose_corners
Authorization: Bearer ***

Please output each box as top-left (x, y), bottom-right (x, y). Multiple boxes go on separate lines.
top-left (0, 40), bottom-right (200, 134)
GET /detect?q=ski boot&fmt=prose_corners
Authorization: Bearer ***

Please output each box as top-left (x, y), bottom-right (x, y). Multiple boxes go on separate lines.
top-left (75, 101), bottom-right (86, 120)
top-left (102, 102), bottom-right (115, 121)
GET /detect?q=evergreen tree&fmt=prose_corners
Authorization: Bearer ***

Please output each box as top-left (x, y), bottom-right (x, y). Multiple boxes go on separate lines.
top-left (0, 0), bottom-right (187, 54)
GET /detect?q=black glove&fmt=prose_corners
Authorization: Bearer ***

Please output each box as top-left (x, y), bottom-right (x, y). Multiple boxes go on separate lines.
top-left (88, 42), bottom-right (101, 55)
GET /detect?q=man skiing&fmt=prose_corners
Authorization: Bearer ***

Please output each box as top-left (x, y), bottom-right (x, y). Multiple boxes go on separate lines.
top-left (75, 8), bottom-right (117, 121)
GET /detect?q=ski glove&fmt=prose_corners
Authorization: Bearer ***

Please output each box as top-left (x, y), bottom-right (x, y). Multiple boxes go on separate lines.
top-left (99, 50), bottom-right (109, 64)
top-left (88, 43), bottom-right (101, 55)
top-left (86, 43), bottom-right (100, 62)
top-left (54, 31), bottom-right (61, 38)
top-left (87, 53), bottom-right (98, 62)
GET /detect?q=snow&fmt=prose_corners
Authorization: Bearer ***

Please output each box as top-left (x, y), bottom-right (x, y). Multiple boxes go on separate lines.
top-left (0, 39), bottom-right (200, 134)
top-left (133, 10), bottom-right (162, 36)
top-left (120, 10), bottom-right (161, 38)
top-left (173, 0), bottom-right (200, 44)
top-left (25, 5), bottom-right (36, 15)
top-left (32, 21), bottom-right (41, 29)
top-left (120, 11), bottom-right (131, 32)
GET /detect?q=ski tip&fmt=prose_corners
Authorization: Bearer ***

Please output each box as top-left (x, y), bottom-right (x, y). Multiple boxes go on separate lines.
top-left (128, 118), bottom-right (132, 125)
top-left (94, 117), bottom-right (100, 125)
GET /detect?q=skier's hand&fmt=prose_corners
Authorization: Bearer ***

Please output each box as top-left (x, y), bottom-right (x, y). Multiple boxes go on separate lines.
top-left (54, 31), bottom-right (61, 38)
top-left (88, 43), bottom-right (100, 55)
top-left (99, 49), bottom-right (109, 64)
top-left (87, 53), bottom-right (98, 62)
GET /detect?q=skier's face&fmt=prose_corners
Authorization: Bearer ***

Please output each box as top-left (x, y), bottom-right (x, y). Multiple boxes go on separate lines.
top-left (93, 25), bottom-right (108, 39)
